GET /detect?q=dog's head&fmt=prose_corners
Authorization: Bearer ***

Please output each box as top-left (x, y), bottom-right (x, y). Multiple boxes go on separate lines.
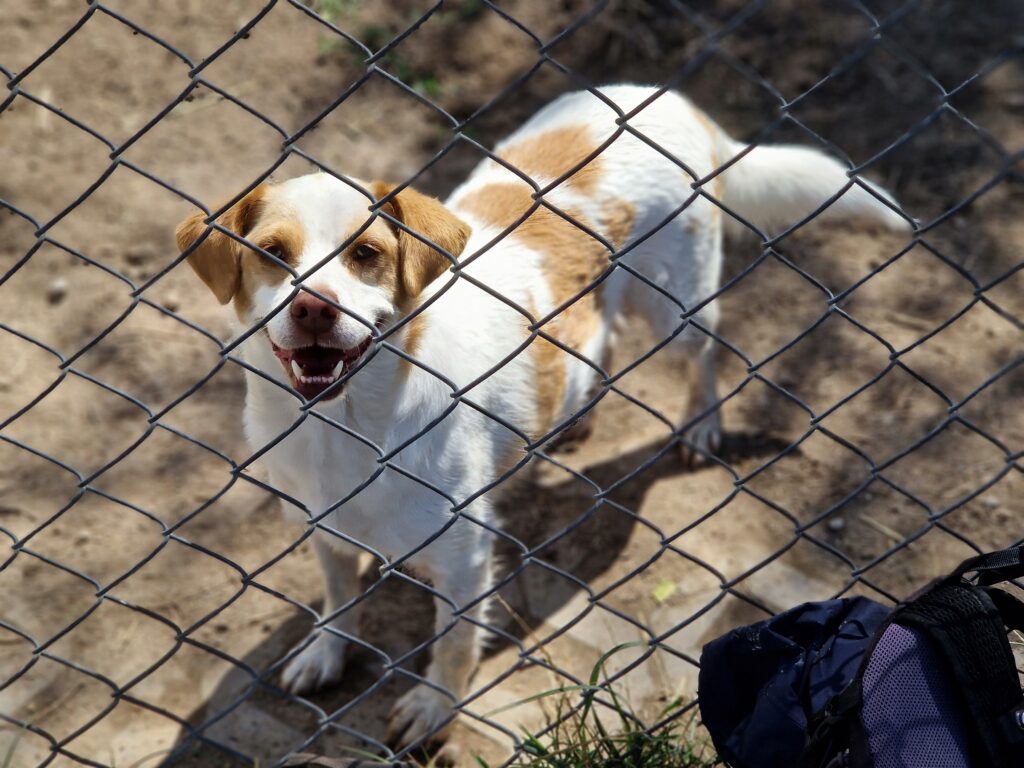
top-left (176, 174), bottom-right (471, 401)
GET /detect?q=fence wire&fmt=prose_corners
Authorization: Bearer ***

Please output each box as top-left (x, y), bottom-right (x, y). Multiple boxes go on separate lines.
top-left (1, 0), bottom-right (1022, 766)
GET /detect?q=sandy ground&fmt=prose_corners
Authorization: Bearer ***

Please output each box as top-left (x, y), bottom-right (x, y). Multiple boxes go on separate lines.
top-left (1, 0), bottom-right (1022, 766)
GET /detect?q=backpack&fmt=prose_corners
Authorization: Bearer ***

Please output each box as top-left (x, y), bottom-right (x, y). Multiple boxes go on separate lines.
top-left (697, 546), bottom-right (1024, 768)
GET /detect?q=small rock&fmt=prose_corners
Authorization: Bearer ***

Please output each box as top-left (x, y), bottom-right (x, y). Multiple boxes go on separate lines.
top-left (46, 276), bottom-right (68, 304)
top-left (828, 517), bottom-right (846, 532)
top-left (125, 247), bottom-right (155, 266)
top-left (161, 292), bottom-right (181, 313)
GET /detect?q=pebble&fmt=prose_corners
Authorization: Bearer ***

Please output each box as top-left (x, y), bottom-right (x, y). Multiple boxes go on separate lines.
top-left (161, 292), bottom-right (181, 313)
top-left (125, 247), bottom-right (155, 265)
top-left (828, 517), bottom-right (846, 532)
top-left (46, 276), bottom-right (68, 304)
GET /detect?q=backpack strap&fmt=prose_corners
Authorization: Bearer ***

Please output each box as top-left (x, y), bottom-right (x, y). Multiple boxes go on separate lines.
top-left (801, 612), bottom-right (895, 768)
top-left (895, 581), bottom-right (1024, 767)
top-left (801, 678), bottom-right (864, 768)
top-left (985, 586), bottom-right (1024, 632)
top-left (946, 546), bottom-right (1024, 586)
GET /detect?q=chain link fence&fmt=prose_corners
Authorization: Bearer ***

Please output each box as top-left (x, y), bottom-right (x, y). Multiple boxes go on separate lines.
top-left (1, 0), bottom-right (1022, 765)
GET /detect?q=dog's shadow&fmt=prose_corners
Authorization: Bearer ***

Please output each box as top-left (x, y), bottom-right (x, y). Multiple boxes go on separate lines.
top-left (167, 431), bottom-right (786, 766)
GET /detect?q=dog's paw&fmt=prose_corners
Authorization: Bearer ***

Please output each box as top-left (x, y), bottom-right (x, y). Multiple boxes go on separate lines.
top-left (280, 632), bottom-right (347, 695)
top-left (681, 414), bottom-right (722, 468)
top-left (386, 683), bottom-right (456, 750)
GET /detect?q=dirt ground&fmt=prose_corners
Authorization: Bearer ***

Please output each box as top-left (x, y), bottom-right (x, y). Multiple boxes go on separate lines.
top-left (1, 0), bottom-right (1022, 766)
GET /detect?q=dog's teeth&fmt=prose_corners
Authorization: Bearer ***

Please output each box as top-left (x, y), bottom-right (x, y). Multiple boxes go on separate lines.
top-left (332, 360), bottom-right (345, 379)
top-left (291, 360), bottom-right (302, 380)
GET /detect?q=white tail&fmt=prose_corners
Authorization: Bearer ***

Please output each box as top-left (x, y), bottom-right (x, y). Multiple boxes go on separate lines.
top-left (713, 134), bottom-right (910, 235)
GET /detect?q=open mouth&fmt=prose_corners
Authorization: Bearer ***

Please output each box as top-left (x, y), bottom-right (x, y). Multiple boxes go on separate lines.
top-left (272, 338), bottom-right (372, 400)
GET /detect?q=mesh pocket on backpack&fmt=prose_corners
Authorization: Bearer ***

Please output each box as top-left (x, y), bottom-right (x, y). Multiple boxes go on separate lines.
top-left (861, 623), bottom-right (970, 768)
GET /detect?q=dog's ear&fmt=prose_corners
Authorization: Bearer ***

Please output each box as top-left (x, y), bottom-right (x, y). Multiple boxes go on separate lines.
top-left (175, 185), bottom-right (268, 305)
top-left (371, 182), bottom-right (471, 301)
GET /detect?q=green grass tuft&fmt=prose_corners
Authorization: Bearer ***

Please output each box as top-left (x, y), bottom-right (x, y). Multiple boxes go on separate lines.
top-left (311, 0), bottom-right (360, 26)
top-left (496, 696), bottom-right (719, 768)
top-left (2, 726), bottom-right (25, 768)
top-left (477, 644), bottom-right (719, 768)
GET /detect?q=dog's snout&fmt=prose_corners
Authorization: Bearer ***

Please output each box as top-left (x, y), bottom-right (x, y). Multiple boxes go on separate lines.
top-left (290, 290), bottom-right (339, 333)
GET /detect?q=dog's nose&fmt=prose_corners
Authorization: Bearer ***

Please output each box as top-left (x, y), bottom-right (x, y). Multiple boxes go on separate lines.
top-left (290, 289), bottom-right (339, 334)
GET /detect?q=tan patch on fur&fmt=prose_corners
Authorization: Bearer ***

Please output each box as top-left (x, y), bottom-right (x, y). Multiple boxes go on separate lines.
top-left (175, 185), bottom-right (307, 321)
top-left (599, 200), bottom-right (635, 249)
top-left (690, 107), bottom-right (725, 201)
top-left (368, 183), bottom-right (471, 376)
top-left (248, 214), bottom-right (304, 268)
top-left (710, 173), bottom-right (723, 205)
top-left (707, 180), bottom-right (723, 224)
top-left (342, 220), bottom-right (402, 301)
top-left (497, 125), bottom-right (603, 194)
top-left (402, 310), bottom-right (427, 360)
top-left (176, 184), bottom-right (270, 305)
top-left (235, 212), bottom-right (305, 319)
top-left (458, 182), bottom-right (532, 233)
top-left (524, 298), bottom-right (565, 441)
top-left (371, 182), bottom-right (471, 310)
top-left (532, 335), bottom-right (566, 438)
top-left (460, 185), bottom-right (635, 437)
top-left (693, 107), bottom-right (719, 147)
top-left (495, 429), bottom-right (527, 482)
top-left (460, 183), bottom-right (605, 308)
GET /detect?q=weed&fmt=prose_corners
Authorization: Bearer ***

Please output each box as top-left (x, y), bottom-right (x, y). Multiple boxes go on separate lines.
top-left (476, 644), bottom-right (719, 768)
top-left (2, 726), bottom-right (26, 768)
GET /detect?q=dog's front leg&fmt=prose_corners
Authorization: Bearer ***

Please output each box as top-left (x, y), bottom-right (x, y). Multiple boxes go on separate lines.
top-left (281, 534), bottom-right (362, 694)
top-left (387, 536), bottom-right (493, 749)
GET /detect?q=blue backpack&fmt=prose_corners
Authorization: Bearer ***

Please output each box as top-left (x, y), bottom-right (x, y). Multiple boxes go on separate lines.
top-left (698, 546), bottom-right (1024, 768)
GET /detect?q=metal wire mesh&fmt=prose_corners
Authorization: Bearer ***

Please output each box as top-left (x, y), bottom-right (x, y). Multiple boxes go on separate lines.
top-left (1, 0), bottom-right (1022, 766)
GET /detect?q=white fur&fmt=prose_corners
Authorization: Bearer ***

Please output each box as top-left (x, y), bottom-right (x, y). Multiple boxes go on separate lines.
top-left (217, 84), bottom-right (908, 749)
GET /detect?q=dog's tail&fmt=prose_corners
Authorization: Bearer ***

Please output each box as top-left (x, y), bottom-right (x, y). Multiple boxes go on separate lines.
top-left (712, 131), bottom-right (911, 236)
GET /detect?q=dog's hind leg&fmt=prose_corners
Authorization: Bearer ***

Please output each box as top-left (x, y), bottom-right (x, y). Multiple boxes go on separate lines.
top-left (650, 299), bottom-right (723, 466)
top-left (680, 330), bottom-right (722, 465)
top-left (280, 535), bottom-right (362, 694)
top-left (621, 207), bottom-right (724, 465)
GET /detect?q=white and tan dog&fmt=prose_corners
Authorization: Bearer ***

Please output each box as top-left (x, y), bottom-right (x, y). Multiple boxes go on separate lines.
top-left (176, 84), bottom-right (907, 748)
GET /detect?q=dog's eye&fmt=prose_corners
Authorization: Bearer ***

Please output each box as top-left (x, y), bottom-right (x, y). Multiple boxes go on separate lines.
top-left (353, 244), bottom-right (379, 261)
top-left (263, 245), bottom-right (284, 260)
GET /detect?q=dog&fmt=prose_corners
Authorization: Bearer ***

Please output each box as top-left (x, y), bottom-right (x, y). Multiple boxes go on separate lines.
top-left (176, 84), bottom-right (908, 749)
